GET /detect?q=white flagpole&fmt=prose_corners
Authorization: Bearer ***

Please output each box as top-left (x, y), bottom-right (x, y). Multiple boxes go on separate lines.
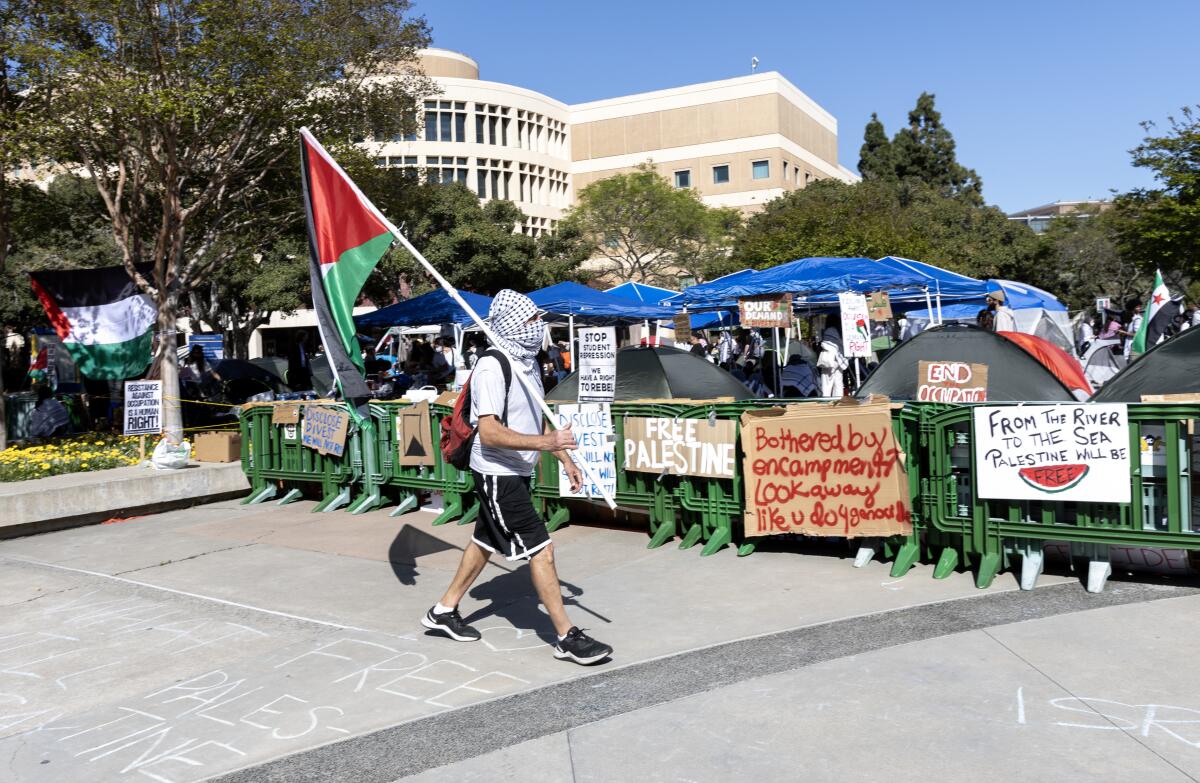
top-left (300, 128), bottom-right (617, 508)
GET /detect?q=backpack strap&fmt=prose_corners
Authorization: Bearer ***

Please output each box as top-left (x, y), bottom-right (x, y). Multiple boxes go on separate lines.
top-left (480, 349), bottom-right (513, 426)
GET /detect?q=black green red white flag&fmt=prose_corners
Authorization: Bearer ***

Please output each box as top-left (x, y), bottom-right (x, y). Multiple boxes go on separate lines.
top-left (1131, 269), bottom-right (1171, 355)
top-left (29, 265), bottom-right (155, 379)
top-left (299, 127), bottom-right (396, 411)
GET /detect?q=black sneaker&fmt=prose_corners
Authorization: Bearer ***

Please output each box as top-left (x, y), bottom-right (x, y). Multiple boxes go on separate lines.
top-left (554, 627), bottom-right (612, 665)
top-left (421, 606), bottom-right (481, 642)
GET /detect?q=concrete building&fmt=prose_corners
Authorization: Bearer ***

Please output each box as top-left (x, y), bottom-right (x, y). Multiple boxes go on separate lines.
top-left (1007, 200), bottom-right (1113, 233)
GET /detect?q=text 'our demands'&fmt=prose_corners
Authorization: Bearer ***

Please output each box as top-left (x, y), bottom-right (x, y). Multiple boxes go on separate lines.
top-left (740, 402), bottom-right (912, 539)
top-left (973, 404), bottom-right (1131, 504)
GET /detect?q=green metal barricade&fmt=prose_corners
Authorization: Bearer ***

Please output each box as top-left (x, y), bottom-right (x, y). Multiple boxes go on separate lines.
top-left (238, 401), bottom-right (362, 512)
top-left (365, 400), bottom-right (478, 524)
top-left (924, 402), bottom-right (1200, 590)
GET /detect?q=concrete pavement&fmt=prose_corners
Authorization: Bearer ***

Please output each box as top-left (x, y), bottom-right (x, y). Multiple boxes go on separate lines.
top-left (0, 495), bottom-right (1194, 782)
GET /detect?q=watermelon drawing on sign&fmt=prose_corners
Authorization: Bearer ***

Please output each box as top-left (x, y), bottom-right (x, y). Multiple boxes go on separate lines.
top-left (1018, 464), bottom-right (1090, 493)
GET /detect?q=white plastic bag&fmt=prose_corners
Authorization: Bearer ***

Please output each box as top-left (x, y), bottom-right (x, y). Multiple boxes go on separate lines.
top-left (403, 385), bottom-right (439, 402)
top-left (150, 438), bottom-right (191, 470)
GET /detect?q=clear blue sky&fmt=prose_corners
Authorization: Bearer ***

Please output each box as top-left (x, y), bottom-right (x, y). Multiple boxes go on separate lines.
top-left (416, 0), bottom-right (1199, 213)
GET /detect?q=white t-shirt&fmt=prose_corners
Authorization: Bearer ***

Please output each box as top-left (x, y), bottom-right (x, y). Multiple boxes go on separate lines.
top-left (469, 354), bottom-right (544, 476)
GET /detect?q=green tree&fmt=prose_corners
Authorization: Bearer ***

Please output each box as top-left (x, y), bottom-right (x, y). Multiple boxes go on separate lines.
top-left (562, 163), bottom-right (741, 286)
top-left (1037, 209), bottom-right (1146, 311)
top-left (858, 113), bottom-right (895, 182)
top-left (17, 0), bottom-right (433, 439)
top-left (1113, 105), bottom-right (1200, 287)
top-left (729, 179), bottom-right (1040, 281)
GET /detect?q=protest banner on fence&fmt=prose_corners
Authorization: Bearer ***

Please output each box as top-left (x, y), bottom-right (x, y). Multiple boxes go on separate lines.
top-left (554, 403), bottom-right (616, 499)
top-left (396, 400), bottom-right (435, 466)
top-left (738, 294), bottom-right (792, 329)
top-left (301, 406), bottom-right (349, 457)
top-left (123, 380), bottom-right (162, 436)
top-left (973, 404), bottom-right (1131, 503)
top-left (672, 312), bottom-right (692, 343)
top-left (867, 291), bottom-right (893, 321)
top-left (623, 416), bottom-right (737, 478)
top-left (740, 401), bottom-right (911, 538)
top-left (838, 292), bottom-right (872, 358)
top-left (577, 326), bottom-right (617, 403)
top-left (272, 403), bottom-right (300, 424)
top-left (916, 361), bottom-right (988, 402)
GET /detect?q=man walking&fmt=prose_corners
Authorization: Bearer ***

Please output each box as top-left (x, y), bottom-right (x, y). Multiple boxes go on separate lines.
top-left (422, 290), bottom-right (613, 666)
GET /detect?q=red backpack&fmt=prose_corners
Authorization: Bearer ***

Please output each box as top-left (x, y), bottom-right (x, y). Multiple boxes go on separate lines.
top-left (440, 350), bottom-right (512, 469)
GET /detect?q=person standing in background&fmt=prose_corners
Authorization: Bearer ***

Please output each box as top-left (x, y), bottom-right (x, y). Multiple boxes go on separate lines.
top-left (287, 331), bottom-right (313, 391)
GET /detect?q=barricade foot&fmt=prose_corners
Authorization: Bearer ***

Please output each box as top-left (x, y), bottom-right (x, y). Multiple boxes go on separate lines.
top-left (276, 488), bottom-right (303, 506)
top-left (889, 541), bottom-right (920, 578)
top-left (1019, 544), bottom-right (1044, 591)
top-left (1086, 559), bottom-right (1112, 594)
top-left (737, 542), bottom-right (756, 557)
top-left (320, 486), bottom-right (351, 513)
top-left (975, 553), bottom-right (1001, 589)
top-left (853, 540), bottom-right (878, 568)
top-left (455, 502), bottom-right (480, 526)
top-left (389, 494), bottom-right (419, 518)
top-left (700, 527), bottom-right (731, 556)
top-left (244, 484), bottom-right (277, 505)
top-left (432, 497), bottom-right (463, 526)
top-left (546, 505), bottom-right (570, 533)
top-left (348, 489), bottom-right (382, 515)
top-left (647, 521), bottom-right (675, 549)
top-left (678, 523), bottom-right (703, 550)
top-left (933, 547), bottom-right (959, 579)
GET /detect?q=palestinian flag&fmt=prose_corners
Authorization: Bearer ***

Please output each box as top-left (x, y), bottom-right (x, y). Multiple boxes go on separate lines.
top-left (299, 127), bottom-right (395, 412)
top-left (1131, 269), bottom-right (1175, 355)
top-left (29, 265), bottom-right (155, 379)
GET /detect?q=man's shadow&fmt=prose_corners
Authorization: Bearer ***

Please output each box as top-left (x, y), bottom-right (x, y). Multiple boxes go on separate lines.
top-left (387, 523), bottom-right (459, 586)
top-left (460, 565), bottom-right (605, 645)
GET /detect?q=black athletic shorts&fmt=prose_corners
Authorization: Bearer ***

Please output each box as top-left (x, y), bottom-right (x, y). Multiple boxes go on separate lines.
top-left (471, 472), bottom-right (551, 561)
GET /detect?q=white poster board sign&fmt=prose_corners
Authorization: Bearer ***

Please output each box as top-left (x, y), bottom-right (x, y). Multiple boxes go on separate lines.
top-left (838, 292), bottom-right (872, 358)
top-left (554, 404), bottom-right (616, 499)
top-left (577, 326), bottom-right (617, 403)
top-left (123, 380), bottom-right (163, 436)
top-left (973, 404), bottom-right (1131, 503)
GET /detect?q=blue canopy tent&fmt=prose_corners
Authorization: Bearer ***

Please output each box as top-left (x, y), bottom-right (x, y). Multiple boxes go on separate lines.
top-left (527, 281), bottom-right (675, 323)
top-left (676, 258), bottom-right (931, 310)
top-left (606, 281), bottom-right (738, 330)
top-left (903, 279), bottom-right (1073, 353)
top-left (354, 288), bottom-right (494, 328)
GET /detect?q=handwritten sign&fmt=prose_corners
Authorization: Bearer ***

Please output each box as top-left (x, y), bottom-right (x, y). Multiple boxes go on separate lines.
top-left (973, 404), bottom-right (1131, 503)
top-left (123, 380), bottom-right (162, 436)
top-left (738, 294), bottom-right (792, 329)
top-left (838, 292), bottom-right (872, 357)
top-left (554, 404), bottom-right (616, 499)
top-left (916, 361), bottom-right (988, 402)
top-left (867, 291), bottom-right (893, 321)
top-left (301, 407), bottom-right (350, 457)
top-left (396, 400), bottom-right (434, 466)
top-left (577, 326), bottom-right (617, 403)
top-left (741, 401), bottom-right (911, 538)
top-left (623, 416), bottom-right (736, 478)
top-left (272, 403), bottom-right (300, 424)
top-left (672, 312), bottom-right (692, 343)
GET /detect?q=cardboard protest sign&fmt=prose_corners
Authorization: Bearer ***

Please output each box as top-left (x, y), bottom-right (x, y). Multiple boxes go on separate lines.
top-left (301, 406), bottom-right (350, 457)
top-left (554, 404), bottom-right (616, 499)
top-left (973, 404), bottom-right (1131, 504)
top-left (738, 294), bottom-right (792, 329)
top-left (623, 416), bottom-right (737, 478)
top-left (867, 291), bottom-right (893, 321)
top-left (672, 312), bottom-right (692, 343)
top-left (123, 380), bottom-right (162, 436)
top-left (741, 401), bottom-right (911, 538)
top-left (272, 404), bottom-right (300, 424)
top-left (577, 326), bottom-right (617, 403)
top-left (837, 292), bottom-right (872, 358)
top-left (396, 400), bottom-right (435, 466)
top-left (916, 361), bottom-right (988, 402)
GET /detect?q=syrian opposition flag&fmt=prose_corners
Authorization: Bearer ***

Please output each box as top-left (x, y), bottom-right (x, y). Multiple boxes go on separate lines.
top-left (1131, 269), bottom-right (1177, 355)
top-left (29, 265), bottom-right (155, 379)
top-left (299, 128), bottom-right (395, 412)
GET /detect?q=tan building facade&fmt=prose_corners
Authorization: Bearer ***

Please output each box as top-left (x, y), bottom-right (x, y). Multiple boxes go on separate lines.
top-left (365, 49), bottom-right (858, 232)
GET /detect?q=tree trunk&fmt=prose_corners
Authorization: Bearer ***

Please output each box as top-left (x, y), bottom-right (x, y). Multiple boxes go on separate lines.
top-left (0, 334), bottom-right (7, 451)
top-left (156, 299), bottom-right (183, 443)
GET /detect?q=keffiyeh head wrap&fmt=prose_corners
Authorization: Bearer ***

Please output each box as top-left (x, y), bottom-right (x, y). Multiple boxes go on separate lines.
top-left (487, 289), bottom-right (544, 366)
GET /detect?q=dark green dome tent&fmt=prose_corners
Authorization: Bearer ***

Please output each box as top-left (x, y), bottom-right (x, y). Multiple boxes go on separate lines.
top-left (1090, 327), bottom-right (1200, 402)
top-left (546, 346), bottom-right (756, 402)
top-left (857, 324), bottom-right (1076, 402)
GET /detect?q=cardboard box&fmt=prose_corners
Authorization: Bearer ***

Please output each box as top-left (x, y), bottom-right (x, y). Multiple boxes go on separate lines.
top-left (194, 431), bottom-right (242, 462)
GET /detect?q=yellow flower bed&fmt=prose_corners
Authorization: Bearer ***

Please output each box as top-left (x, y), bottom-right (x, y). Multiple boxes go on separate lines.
top-left (0, 433), bottom-right (143, 482)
